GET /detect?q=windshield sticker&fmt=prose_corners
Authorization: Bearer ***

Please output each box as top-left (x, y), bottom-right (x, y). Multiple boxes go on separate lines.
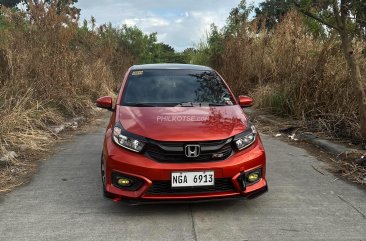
top-left (132, 71), bottom-right (143, 76)
top-left (224, 97), bottom-right (233, 105)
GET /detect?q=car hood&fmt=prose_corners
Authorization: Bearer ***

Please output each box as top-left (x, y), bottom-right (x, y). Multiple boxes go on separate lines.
top-left (117, 106), bottom-right (248, 141)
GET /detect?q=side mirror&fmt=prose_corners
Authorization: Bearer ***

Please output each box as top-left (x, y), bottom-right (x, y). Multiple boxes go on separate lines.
top-left (96, 96), bottom-right (113, 110)
top-left (238, 95), bottom-right (253, 107)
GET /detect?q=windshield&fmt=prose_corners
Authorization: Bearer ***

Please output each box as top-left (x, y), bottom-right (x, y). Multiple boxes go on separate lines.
top-left (121, 69), bottom-right (234, 107)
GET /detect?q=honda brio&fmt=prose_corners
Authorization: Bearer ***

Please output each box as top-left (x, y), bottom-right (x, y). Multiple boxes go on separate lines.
top-left (96, 64), bottom-right (267, 204)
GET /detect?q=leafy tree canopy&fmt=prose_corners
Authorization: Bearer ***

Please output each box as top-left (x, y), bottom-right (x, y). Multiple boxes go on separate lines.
top-left (225, 0), bottom-right (253, 35)
top-left (254, 0), bottom-right (292, 30)
top-left (0, 0), bottom-right (22, 8)
top-left (254, 0), bottom-right (366, 37)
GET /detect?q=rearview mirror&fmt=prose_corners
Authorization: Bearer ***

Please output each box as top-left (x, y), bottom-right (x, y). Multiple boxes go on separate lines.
top-left (238, 95), bottom-right (253, 108)
top-left (96, 96), bottom-right (113, 111)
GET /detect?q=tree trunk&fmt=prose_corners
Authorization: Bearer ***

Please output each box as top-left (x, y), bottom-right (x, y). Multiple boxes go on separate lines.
top-left (296, 1), bottom-right (366, 141)
top-left (339, 31), bottom-right (366, 140)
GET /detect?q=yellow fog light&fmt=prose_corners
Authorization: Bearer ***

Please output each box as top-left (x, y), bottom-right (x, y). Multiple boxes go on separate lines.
top-left (247, 172), bottom-right (260, 183)
top-left (117, 178), bottom-right (132, 186)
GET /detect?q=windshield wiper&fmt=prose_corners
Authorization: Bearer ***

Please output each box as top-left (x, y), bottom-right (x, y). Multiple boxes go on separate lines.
top-left (175, 102), bottom-right (194, 107)
top-left (175, 102), bottom-right (228, 107)
top-left (208, 103), bottom-right (228, 106)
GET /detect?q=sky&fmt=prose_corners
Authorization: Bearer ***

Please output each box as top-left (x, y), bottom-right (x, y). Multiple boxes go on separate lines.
top-left (76, 0), bottom-right (261, 52)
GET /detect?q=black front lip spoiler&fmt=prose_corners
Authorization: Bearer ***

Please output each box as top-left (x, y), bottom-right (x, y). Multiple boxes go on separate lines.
top-left (116, 185), bottom-right (268, 206)
top-left (245, 185), bottom-right (268, 200)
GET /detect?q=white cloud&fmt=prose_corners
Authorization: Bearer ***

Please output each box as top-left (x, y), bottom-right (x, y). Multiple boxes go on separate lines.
top-left (123, 17), bottom-right (170, 28)
top-left (123, 19), bottom-right (138, 26)
top-left (76, 0), bottom-right (248, 51)
top-left (157, 33), bottom-right (168, 41)
top-left (175, 18), bottom-right (183, 24)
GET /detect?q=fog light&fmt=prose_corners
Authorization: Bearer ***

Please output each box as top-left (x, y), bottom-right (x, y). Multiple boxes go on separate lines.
top-left (117, 178), bottom-right (132, 186)
top-left (247, 172), bottom-right (260, 183)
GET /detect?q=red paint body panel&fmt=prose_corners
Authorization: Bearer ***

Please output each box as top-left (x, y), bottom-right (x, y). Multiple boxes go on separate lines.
top-left (103, 134), bottom-right (266, 200)
top-left (101, 65), bottom-right (268, 202)
top-left (118, 106), bottom-right (248, 141)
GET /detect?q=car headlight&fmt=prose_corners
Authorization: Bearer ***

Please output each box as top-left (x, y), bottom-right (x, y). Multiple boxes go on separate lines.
top-left (234, 124), bottom-right (257, 150)
top-left (112, 123), bottom-right (145, 152)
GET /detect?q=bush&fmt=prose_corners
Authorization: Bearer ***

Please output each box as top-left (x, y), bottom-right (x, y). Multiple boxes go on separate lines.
top-left (194, 11), bottom-right (366, 142)
top-left (0, 1), bottom-right (134, 161)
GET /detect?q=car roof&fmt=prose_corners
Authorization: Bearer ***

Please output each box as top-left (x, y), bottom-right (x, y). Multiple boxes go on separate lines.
top-left (131, 64), bottom-right (213, 71)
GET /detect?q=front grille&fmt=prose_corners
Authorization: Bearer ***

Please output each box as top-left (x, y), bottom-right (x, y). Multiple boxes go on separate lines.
top-left (146, 178), bottom-right (237, 195)
top-left (144, 138), bottom-right (233, 163)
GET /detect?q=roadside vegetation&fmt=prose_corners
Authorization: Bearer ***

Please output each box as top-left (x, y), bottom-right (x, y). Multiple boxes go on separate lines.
top-left (186, 0), bottom-right (366, 184)
top-left (0, 0), bottom-right (188, 191)
top-left (188, 0), bottom-right (366, 145)
top-left (1, 0), bottom-right (365, 190)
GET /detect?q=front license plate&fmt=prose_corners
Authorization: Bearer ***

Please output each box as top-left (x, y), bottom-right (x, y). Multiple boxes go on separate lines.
top-left (171, 171), bottom-right (214, 188)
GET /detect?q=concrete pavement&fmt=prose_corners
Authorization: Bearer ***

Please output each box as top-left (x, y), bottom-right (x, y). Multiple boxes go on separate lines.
top-left (0, 118), bottom-right (365, 241)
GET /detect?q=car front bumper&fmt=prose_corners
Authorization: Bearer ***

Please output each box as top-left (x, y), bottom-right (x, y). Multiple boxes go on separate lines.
top-left (103, 134), bottom-right (268, 202)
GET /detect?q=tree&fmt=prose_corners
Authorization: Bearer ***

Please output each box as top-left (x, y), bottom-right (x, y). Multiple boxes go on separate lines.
top-left (20, 0), bottom-right (80, 18)
top-left (1, 0), bottom-right (80, 13)
top-left (225, 0), bottom-right (253, 36)
top-left (207, 24), bottom-right (224, 67)
top-left (292, 0), bottom-right (366, 139)
top-left (254, 0), bottom-right (326, 36)
top-left (181, 48), bottom-right (195, 64)
top-left (0, 0), bottom-right (22, 8)
top-left (44, 0), bottom-right (80, 17)
top-left (152, 43), bottom-right (184, 63)
top-left (351, 1), bottom-right (366, 37)
top-left (254, 0), bottom-right (292, 30)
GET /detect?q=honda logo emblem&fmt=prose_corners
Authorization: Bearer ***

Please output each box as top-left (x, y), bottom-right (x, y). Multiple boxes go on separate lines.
top-left (185, 144), bottom-right (200, 158)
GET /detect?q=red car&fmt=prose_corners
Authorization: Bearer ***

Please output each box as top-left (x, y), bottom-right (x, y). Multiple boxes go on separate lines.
top-left (97, 64), bottom-right (267, 204)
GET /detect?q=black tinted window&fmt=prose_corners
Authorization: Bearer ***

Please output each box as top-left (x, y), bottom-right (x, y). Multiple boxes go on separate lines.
top-left (122, 69), bottom-right (234, 107)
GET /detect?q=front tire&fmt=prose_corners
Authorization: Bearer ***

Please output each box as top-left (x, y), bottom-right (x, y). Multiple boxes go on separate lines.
top-left (101, 154), bottom-right (115, 199)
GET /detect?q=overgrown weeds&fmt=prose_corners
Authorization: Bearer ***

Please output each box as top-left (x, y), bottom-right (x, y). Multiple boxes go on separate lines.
top-left (0, 1), bottom-right (133, 173)
top-left (203, 12), bottom-right (365, 144)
